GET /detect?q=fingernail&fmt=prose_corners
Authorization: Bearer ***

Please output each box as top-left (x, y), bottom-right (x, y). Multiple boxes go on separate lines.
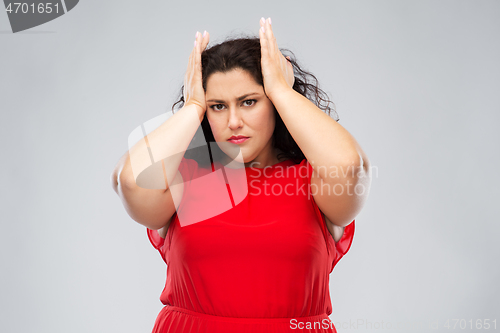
top-left (203, 30), bottom-right (207, 37)
top-left (194, 40), bottom-right (197, 47)
top-left (268, 17), bottom-right (272, 25)
top-left (261, 26), bottom-right (265, 33)
top-left (195, 31), bottom-right (199, 39)
top-left (260, 17), bottom-right (265, 24)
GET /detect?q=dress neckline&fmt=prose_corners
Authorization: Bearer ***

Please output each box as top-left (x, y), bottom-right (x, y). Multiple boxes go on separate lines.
top-left (245, 159), bottom-right (294, 169)
top-left (212, 158), bottom-right (296, 171)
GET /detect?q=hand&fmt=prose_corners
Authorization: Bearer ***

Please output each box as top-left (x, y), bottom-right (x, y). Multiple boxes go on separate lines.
top-left (259, 17), bottom-right (295, 100)
top-left (183, 30), bottom-right (210, 113)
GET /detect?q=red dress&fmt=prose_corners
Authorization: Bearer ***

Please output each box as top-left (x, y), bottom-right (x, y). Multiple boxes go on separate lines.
top-left (146, 157), bottom-right (355, 333)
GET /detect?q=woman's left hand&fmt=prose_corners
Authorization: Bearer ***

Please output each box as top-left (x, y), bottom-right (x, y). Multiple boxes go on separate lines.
top-left (259, 17), bottom-right (295, 100)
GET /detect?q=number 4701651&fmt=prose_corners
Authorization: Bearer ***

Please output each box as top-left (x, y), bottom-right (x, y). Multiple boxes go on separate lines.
top-left (444, 319), bottom-right (496, 330)
top-left (5, 2), bottom-right (60, 14)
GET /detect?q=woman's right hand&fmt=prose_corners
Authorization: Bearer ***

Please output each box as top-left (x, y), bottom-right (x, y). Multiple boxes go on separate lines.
top-left (183, 30), bottom-right (210, 113)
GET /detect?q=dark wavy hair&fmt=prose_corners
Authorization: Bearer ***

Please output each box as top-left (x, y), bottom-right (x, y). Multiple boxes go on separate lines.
top-left (171, 34), bottom-right (339, 164)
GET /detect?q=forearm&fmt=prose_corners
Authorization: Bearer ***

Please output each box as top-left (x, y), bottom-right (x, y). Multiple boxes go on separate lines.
top-left (269, 88), bottom-right (370, 180)
top-left (116, 103), bottom-right (205, 190)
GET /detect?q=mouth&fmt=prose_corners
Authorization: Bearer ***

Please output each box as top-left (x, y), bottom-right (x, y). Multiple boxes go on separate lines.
top-left (227, 136), bottom-right (250, 144)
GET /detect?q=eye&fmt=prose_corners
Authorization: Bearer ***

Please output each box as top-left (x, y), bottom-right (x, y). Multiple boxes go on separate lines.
top-left (209, 99), bottom-right (256, 111)
top-left (210, 104), bottom-right (225, 111)
top-left (243, 99), bottom-right (256, 107)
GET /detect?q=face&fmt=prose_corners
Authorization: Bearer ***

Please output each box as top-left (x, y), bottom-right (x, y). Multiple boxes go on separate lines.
top-left (205, 68), bottom-right (277, 167)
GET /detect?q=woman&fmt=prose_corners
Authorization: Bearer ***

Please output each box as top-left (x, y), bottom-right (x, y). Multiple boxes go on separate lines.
top-left (111, 17), bottom-right (371, 333)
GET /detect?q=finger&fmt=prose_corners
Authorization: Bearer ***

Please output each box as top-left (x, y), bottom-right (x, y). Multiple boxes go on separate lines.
top-left (189, 32), bottom-right (199, 73)
top-left (259, 18), bottom-right (268, 47)
top-left (185, 31), bottom-right (199, 96)
top-left (195, 31), bottom-right (200, 51)
top-left (259, 23), bottom-right (269, 59)
top-left (265, 18), bottom-right (276, 54)
top-left (263, 18), bottom-right (272, 54)
top-left (260, 17), bottom-right (265, 29)
top-left (187, 31), bottom-right (198, 70)
top-left (192, 30), bottom-right (200, 55)
top-left (201, 30), bottom-right (210, 51)
top-left (194, 31), bottom-right (202, 73)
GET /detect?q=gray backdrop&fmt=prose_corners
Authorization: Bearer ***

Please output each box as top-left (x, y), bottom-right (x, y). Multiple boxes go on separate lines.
top-left (1, 0), bottom-right (498, 332)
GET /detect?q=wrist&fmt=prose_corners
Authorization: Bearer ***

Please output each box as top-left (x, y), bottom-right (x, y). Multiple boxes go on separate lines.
top-left (267, 86), bottom-right (295, 104)
top-left (184, 101), bottom-right (206, 121)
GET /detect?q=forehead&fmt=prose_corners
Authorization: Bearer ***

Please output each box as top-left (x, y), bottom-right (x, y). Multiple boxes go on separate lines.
top-left (205, 69), bottom-right (262, 97)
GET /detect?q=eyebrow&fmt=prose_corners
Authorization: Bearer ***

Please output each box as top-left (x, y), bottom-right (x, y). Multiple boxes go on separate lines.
top-left (206, 92), bottom-right (260, 103)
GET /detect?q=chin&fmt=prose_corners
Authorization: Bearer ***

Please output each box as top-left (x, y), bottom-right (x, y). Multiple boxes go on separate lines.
top-left (213, 141), bottom-right (249, 165)
top-left (232, 154), bottom-right (246, 164)
top-left (231, 149), bottom-right (257, 165)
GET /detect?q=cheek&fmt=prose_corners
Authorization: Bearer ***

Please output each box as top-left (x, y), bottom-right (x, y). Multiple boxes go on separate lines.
top-left (251, 110), bottom-right (275, 138)
top-left (210, 126), bottom-right (221, 140)
top-left (264, 111), bottom-right (276, 135)
top-left (207, 115), bottom-right (222, 139)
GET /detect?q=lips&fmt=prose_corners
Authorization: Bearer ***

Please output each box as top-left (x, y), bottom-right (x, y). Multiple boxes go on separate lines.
top-left (228, 135), bottom-right (249, 144)
top-left (228, 135), bottom-right (248, 140)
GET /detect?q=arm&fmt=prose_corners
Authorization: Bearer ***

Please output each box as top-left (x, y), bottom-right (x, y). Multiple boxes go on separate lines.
top-left (270, 88), bottom-right (371, 228)
top-left (110, 30), bottom-right (210, 230)
top-left (259, 18), bottom-right (371, 228)
top-left (114, 102), bottom-right (205, 192)
top-left (110, 102), bottom-right (204, 230)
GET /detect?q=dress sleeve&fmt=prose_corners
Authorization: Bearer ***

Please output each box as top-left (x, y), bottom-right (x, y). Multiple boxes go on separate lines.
top-left (299, 159), bottom-right (335, 256)
top-left (146, 227), bottom-right (167, 258)
top-left (299, 159), bottom-right (356, 273)
top-left (331, 220), bottom-right (355, 273)
top-left (145, 157), bottom-right (198, 262)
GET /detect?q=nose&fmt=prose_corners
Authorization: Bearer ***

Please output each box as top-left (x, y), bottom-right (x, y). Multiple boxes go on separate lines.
top-left (227, 107), bottom-right (243, 130)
